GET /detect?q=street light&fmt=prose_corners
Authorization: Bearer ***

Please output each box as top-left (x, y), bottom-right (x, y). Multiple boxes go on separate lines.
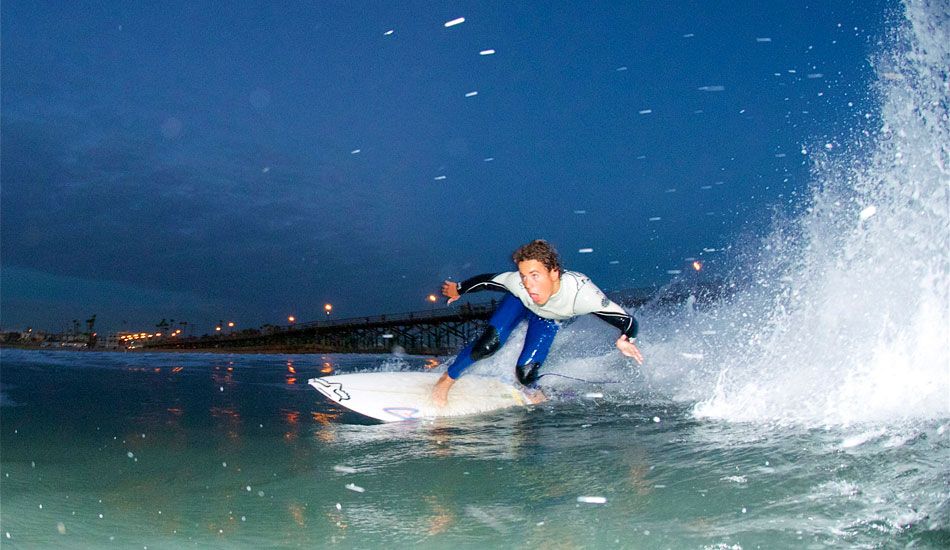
top-left (428, 294), bottom-right (437, 311)
top-left (288, 316), bottom-right (295, 323)
top-left (324, 304), bottom-right (332, 320)
top-left (228, 321), bottom-right (235, 335)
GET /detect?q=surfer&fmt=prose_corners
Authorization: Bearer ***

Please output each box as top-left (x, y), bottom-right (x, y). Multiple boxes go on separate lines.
top-left (432, 239), bottom-right (642, 407)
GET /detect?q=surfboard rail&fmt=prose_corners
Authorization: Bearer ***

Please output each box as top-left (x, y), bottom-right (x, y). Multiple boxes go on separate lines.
top-left (308, 372), bottom-right (528, 422)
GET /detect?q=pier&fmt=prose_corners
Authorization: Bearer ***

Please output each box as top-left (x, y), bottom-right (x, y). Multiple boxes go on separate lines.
top-left (147, 302), bottom-right (500, 355)
top-left (144, 282), bottom-right (723, 355)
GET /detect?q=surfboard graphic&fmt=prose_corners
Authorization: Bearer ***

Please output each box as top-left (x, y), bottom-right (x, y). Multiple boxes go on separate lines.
top-left (308, 372), bottom-right (529, 422)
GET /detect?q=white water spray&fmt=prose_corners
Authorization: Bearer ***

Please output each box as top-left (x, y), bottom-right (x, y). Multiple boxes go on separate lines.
top-left (668, 0), bottom-right (949, 426)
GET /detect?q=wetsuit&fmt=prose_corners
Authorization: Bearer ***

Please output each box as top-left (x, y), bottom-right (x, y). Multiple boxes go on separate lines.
top-left (446, 271), bottom-right (638, 386)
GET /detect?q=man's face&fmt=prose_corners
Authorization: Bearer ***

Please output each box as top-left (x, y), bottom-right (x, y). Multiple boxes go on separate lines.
top-left (518, 259), bottom-right (560, 305)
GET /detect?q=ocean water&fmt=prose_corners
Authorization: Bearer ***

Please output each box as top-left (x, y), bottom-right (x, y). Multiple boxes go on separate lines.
top-left (3, 1), bottom-right (949, 548)
top-left (0, 349), bottom-right (946, 550)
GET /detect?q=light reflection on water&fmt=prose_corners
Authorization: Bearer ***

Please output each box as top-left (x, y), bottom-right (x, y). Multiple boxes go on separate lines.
top-left (0, 350), bottom-right (946, 549)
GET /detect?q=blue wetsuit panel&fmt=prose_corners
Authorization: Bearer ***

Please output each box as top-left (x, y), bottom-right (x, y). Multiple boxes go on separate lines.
top-left (518, 314), bottom-right (559, 366)
top-left (447, 294), bottom-right (560, 380)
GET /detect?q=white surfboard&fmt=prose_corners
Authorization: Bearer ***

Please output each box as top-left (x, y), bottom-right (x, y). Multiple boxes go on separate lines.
top-left (308, 372), bottom-right (529, 422)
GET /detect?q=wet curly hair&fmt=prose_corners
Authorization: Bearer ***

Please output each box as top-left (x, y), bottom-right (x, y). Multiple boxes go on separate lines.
top-left (512, 239), bottom-right (562, 274)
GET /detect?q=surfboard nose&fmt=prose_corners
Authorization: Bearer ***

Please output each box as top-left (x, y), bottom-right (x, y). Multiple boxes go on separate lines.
top-left (308, 377), bottom-right (350, 401)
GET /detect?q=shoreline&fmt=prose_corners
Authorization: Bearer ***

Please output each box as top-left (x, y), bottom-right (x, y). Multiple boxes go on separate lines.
top-left (0, 343), bottom-right (436, 356)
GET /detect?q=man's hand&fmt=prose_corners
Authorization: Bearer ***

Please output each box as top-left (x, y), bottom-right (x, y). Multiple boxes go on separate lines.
top-left (616, 336), bottom-right (643, 365)
top-left (442, 280), bottom-right (461, 304)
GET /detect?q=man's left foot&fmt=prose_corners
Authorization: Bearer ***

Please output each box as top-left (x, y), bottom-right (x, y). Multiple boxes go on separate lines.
top-left (524, 388), bottom-right (547, 404)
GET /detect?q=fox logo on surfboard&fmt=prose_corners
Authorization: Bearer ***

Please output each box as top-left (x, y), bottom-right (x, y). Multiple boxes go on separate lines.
top-left (310, 377), bottom-right (350, 402)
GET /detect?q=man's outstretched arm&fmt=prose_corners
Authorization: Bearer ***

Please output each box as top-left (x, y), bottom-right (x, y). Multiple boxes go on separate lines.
top-left (592, 311), bottom-right (643, 364)
top-left (573, 279), bottom-right (642, 365)
top-left (442, 273), bottom-right (508, 303)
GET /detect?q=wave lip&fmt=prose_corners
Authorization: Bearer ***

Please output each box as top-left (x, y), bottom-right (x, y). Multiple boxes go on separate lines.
top-left (684, 1), bottom-right (949, 428)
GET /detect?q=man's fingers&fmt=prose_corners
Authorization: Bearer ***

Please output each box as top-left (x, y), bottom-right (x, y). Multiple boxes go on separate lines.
top-left (617, 337), bottom-right (643, 365)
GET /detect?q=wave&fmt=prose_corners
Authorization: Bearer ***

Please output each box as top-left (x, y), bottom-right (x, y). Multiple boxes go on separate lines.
top-left (668, 0), bottom-right (949, 427)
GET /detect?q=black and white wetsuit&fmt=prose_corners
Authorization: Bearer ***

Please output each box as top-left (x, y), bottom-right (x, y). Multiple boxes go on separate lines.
top-left (445, 271), bottom-right (638, 384)
top-left (457, 271), bottom-right (638, 339)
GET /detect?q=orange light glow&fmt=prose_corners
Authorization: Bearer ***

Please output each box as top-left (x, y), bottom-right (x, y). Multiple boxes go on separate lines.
top-left (228, 322), bottom-right (234, 328)
top-left (288, 316), bottom-right (295, 323)
top-left (324, 304), bottom-right (333, 312)
top-left (428, 294), bottom-right (437, 302)
top-left (283, 410), bottom-right (301, 424)
top-left (692, 261), bottom-right (702, 271)
top-left (216, 327), bottom-right (222, 332)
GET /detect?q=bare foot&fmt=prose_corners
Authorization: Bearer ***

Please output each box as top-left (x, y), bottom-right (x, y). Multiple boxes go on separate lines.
top-left (524, 388), bottom-right (547, 404)
top-left (431, 373), bottom-right (455, 407)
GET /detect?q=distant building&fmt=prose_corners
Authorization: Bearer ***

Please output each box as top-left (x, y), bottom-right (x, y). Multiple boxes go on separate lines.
top-left (98, 333), bottom-right (123, 350)
top-left (1, 329), bottom-right (46, 346)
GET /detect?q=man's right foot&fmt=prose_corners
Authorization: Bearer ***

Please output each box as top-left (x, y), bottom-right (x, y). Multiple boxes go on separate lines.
top-left (431, 375), bottom-right (453, 407)
top-left (432, 387), bottom-right (448, 407)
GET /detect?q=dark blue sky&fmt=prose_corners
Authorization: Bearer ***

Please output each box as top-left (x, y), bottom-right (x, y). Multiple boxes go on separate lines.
top-left (2, 1), bottom-right (892, 334)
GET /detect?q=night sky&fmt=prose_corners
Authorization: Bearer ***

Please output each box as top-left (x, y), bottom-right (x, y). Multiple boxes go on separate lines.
top-left (1, 1), bottom-right (892, 334)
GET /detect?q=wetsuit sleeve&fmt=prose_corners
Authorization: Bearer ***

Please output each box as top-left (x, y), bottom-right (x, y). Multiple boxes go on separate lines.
top-left (457, 273), bottom-right (508, 295)
top-left (573, 280), bottom-right (639, 339)
top-left (592, 310), bottom-right (639, 340)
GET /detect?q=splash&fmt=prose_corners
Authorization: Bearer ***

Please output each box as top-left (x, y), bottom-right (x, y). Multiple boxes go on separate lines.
top-left (676, 0), bottom-right (949, 426)
top-left (435, 1), bottom-right (948, 426)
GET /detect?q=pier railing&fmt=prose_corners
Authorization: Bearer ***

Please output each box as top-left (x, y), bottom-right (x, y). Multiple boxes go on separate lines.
top-left (145, 281), bottom-right (724, 355)
top-left (148, 301), bottom-right (500, 355)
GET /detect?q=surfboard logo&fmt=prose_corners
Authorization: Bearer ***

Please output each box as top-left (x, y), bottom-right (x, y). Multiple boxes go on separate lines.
top-left (310, 377), bottom-right (350, 401)
top-left (383, 407), bottom-right (420, 420)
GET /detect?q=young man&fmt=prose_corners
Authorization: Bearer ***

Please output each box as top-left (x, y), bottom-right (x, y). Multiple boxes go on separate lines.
top-left (432, 240), bottom-right (643, 407)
